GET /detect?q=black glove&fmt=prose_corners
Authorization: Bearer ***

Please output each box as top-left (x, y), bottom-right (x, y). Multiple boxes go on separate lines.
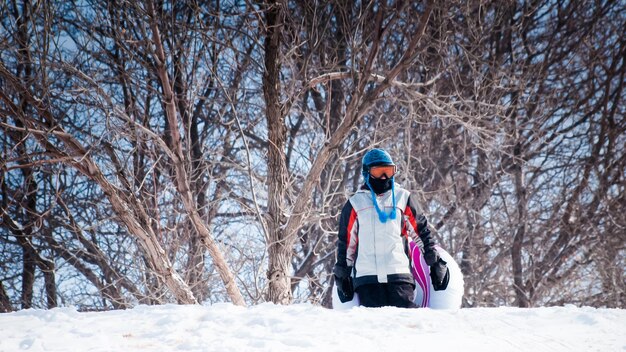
top-left (333, 265), bottom-right (354, 303)
top-left (416, 215), bottom-right (429, 235)
top-left (423, 247), bottom-right (439, 266)
top-left (429, 258), bottom-right (450, 291)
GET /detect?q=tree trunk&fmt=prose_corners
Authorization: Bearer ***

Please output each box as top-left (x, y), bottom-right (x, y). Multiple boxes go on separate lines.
top-left (40, 258), bottom-right (57, 309)
top-left (511, 135), bottom-right (530, 307)
top-left (20, 245), bottom-right (36, 309)
top-left (262, 0), bottom-right (292, 305)
top-left (0, 281), bottom-right (12, 312)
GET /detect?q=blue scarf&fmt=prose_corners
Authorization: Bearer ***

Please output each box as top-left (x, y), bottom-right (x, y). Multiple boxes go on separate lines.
top-left (365, 177), bottom-right (397, 223)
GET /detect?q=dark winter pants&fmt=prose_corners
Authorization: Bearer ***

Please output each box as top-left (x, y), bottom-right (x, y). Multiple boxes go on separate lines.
top-left (355, 282), bottom-right (417, 308)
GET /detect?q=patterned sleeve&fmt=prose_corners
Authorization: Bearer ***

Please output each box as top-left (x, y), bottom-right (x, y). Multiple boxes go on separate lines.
top-left (403, 195), bottom-right (436, 252)
top-left (336, 200), bottom-right (358, 267)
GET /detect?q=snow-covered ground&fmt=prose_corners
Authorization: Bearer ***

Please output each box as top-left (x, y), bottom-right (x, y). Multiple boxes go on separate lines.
top-left (1, 303), bottom-right (624, 352)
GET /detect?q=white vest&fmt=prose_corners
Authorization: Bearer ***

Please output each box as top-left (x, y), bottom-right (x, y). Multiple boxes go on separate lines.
top-left (349, 186), bottom-right (411, 283)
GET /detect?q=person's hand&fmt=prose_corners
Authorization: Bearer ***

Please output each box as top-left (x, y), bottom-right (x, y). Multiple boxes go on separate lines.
top-left (429, 258), bottom-right (450, 291)
top-left (423, 247), bottom-right (439, 266)
top-left (333, 265), bottom-right (354, 303)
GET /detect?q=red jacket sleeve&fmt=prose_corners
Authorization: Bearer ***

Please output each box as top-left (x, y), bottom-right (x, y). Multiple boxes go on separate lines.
top-left (403, 195), bottom-right (436, 252)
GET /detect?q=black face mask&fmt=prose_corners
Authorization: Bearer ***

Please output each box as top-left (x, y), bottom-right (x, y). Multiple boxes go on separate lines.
top-left (368, 176), bottom-right (393, 194)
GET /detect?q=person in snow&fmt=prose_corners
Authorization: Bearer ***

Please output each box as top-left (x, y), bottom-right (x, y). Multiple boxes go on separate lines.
top-left (334, 148), bottom-right (449, 308)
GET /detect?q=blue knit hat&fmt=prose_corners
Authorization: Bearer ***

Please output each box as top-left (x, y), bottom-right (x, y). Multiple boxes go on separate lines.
top-left (362, 149), bottom-right (397, 223)
top-left (361, 148), bottom-right (394, 177)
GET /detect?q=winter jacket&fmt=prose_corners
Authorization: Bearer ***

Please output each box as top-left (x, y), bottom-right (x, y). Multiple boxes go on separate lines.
top-left (336, 184), bottom-right (436, 289)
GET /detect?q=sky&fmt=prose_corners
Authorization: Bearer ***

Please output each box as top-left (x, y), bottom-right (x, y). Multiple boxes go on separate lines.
top-left (1, 303), bottom-right (624, 352)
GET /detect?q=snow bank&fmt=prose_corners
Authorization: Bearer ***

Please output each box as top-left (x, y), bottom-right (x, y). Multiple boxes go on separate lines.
top-left (0, 303), bottom-right (624, 351)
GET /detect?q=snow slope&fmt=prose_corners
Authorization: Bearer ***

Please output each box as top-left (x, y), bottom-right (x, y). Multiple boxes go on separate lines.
top-left (0, 303), bottom-right (624, 352)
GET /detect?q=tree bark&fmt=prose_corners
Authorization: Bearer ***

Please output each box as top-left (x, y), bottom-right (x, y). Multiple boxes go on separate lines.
top-left (511, 119), bottom-right (530, 307)
top-left (262, 0), bottom-right (292, 305)
top-left (0, 281), bottom-right (12, 312)
top-left (511, 166), bottom-right (529, 307)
